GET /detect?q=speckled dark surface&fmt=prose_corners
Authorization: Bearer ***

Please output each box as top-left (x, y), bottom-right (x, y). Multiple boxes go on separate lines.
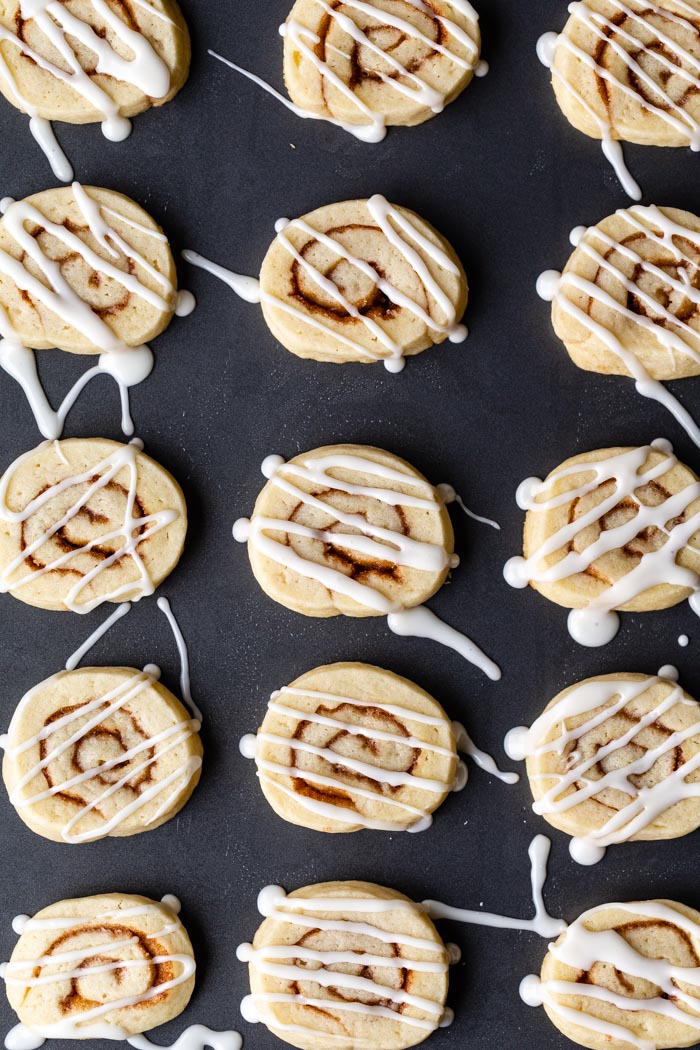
top-left (1, 1), bottom-right (700, 1048)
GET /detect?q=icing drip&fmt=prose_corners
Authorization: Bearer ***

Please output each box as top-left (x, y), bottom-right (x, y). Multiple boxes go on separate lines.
top-left (241, 684), bottom-right (516, 833)
top-left (209, 0), bottom-right (483, 142)
top-left (539, 206), bottom-right (700, 447)
top-left (0, 441), bottom-right (180, 613)
top-left (0, 0), bottom-right (172, 178)
top-left (65, 600), bottom-right (131, 670)
top-left (238, 886), bottom-right (450, 1039)
top-left (184, 193), bottom-right (467, 372)
top-left (505, 673), bottom-right (700, 865)
top-left (127, 1029), bottom-right (242, 1050)
top-left (538, 1), bottom-right (700, 198)
top-left (438, 483), bottom-right (500, 530)
top-left (680, 633), bottom-right (690, 646)
top-left (1, 896), bottom-right (194, 1045)
top-left (504, 440), bottom-right (700, 646)
top-left (423, 835), bottom-right (567, 938)
top-left (0, 184), bottom-right (178, 439)
top-left (234, 452), bottom-right (501, 678)
top-left (521, 900), bottom-right (700, 1049)
top-left (157, 597), bottom-right (202, 721)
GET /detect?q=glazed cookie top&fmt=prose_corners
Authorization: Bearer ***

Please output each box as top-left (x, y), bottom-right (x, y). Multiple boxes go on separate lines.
top-left (506, 671), bottom-right (700, 865)
top-left (282, 0), bottom-right (484, 138)
top-left (1, 665), bottom-right (203, 843)
top-left (2, 893), bottom-right (195, 1040)
top-left (238, 881), bottom-right (450, 1050)
top-left (505, 440), bottom-right (700, 645)
top-left (523, 899), bottom-right (700, 1050)
top-left (241, 662), bottom-right (460, 835)
top-left (0, 437), bottom-right (187, 613)
top-left (0, 184), bottom-right (178, 354)
top-left (234, 444), bottom-right (456, 618)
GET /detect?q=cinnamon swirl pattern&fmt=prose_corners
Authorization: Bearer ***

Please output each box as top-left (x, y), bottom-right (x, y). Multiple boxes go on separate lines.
top-left (184, 196), bottom-right (468, 372)
top-left (522, 899), bottom-right (700, 1050)
top-left (210, 0), bottom-right (484, 143)
top-left (0, 0), bottom-right (191, 181)
top-left (240, 662), bottom-right (517, 835)
top-left (505, 671), bottom-right (700, 866)
top-left (1, 665), bottom-right (202, 843)
top-left (539, 205), bottom-right (700, 448)
top-left (237, 881), bottom-right (451, 1050)
top-left (538, 0), bottom-right (700, 199)
top-left (1, 893), bottom-right (195, 1043)
top-left (0, 437), bottom-right (187, 613)
top-left (233, 444), bottom-right (502, 679)
top-left (504, 440), bottom-right (700, 647)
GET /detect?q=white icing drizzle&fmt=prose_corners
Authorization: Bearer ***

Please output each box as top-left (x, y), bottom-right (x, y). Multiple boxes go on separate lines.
top-left (505, 672), bottom-right (700, 865)
top-left (539, 206), bottom-right (700, 448)
top-left (0, 0), bottom-right (172, 179)
top-left (437, 482), bottom-right (500, 530)
top-left (0, 441), bottom-right (180, 613)
top-left (0, 663), bottom-right (201, 843)
top-left (65, 600), bottom-right (131, 670)
top-left (240, 683), bottom-right (516, 833)
top-left (157, 597), bottom-right (202, 721)
top-left (184, 193), bottom-right (467, 373)
top-left (238, 884), bottom-right (451, 1040)
top-left (0, 184), bottom-right (180, 439)
top-left (127, 1029), bottom-right (242, 1050)
top-left (423, 835), bottom-right (567, 938)
top-left (233, 452), bottom-right (501, 679)
top-left (1, 896), bottom-right (194, 1046)
top-left (521, 900), bottom-right (700, 1049)
top-left (538, 1), bottom-right (700, 198)
top-left (504, 439), bottom-right (700, 646)
top-left (209, 0), bottom-right (482, 143)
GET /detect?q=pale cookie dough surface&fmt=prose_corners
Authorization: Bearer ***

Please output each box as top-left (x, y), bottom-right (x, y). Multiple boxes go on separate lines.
top-left (550, 0), bottom-right (700, 148)
top-left (521, 445), bottom-right (700, 612)
top-left (524, 672), bottom-right (700, 845)
top-left (2, 665), bottom-right (202, 843)
top-left (243, 444), bottom-right (455, 618)
top-left (0, 185), bottom-right (178, 354)
top-left (552, 206), bottom-right (700, 380)
top-left (0, 0), bottom-right (190, 124)
top-left (538, 900), bottom-right (700, 1050)
top-left (4, 893), bottom-right (195, 1038)
top-left (259, 197), bottom-right (468, 367)
top-left (251, 661), bottom-right (458, 834)
top-left (283, 0), bottom-right (482, 130)
top-left (242, 880), bottom-right (449, 1050)
top-left (0, 437), bottom-right (187, 612)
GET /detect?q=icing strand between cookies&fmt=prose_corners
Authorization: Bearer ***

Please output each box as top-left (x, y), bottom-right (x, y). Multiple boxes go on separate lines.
top-left (233, 452), bottom-right (501, 679)
top-left (504, 439), bottom-right (700, 646)
top-left (505, 671), bottom-right (700, 865)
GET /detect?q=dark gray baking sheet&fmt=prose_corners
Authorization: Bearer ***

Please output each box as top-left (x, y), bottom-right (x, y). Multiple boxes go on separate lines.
top-left (1, 1), bottom-right (700, 1047)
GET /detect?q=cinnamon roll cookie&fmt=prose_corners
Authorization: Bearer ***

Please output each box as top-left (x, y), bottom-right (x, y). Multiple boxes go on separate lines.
top-left (2, 665), bottom-right (202, 843)
top-left (234, 444), bottom-right (455, 618)
top-left (506, 671), bottom-right (700, 866)
top-left (522, 899), bottom-right (700, 1050)
top-left (538, 0), bottom-right (700, 198)
top-left (0, 437), bottom-right (187, 612)
top-left (0, 185), bottom-right (178, 354)
top-left (0, 0), bottom-right (191, 180)
top-left (237, 881), bottom-right (451, 1050)
top-left (240, 662), bottom-right (460, 834)
top-left (185, 195), bottom-right (468, 372)
top-left (504, 440), bottom-right (700, 646)
top-left (2, 893), bottom-right (195, 1041)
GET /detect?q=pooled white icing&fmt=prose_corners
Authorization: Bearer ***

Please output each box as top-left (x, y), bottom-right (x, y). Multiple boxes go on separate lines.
top-left (504, 440), bottom-right (700, 645)
top-left (505, 672), bottom-right (700, 865)
top-left (0, 184), bottom-right (180, 439)
top-left (539, 207), bottom-right (700, 447)
top-left (0, 0), bottom-right (173, 178)
top-left (521, 900), bottom-right (700, 1049)
top-left (0, 441), bottom-right (180, 613)
top-left (209, 0), bottom-right (483, 143)
top-left (537, 1), bottom-right (700, 197)
top-left (234, 452), bottom-right (501, 678)
top-left (184, 193), bottom-right (466, 372)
